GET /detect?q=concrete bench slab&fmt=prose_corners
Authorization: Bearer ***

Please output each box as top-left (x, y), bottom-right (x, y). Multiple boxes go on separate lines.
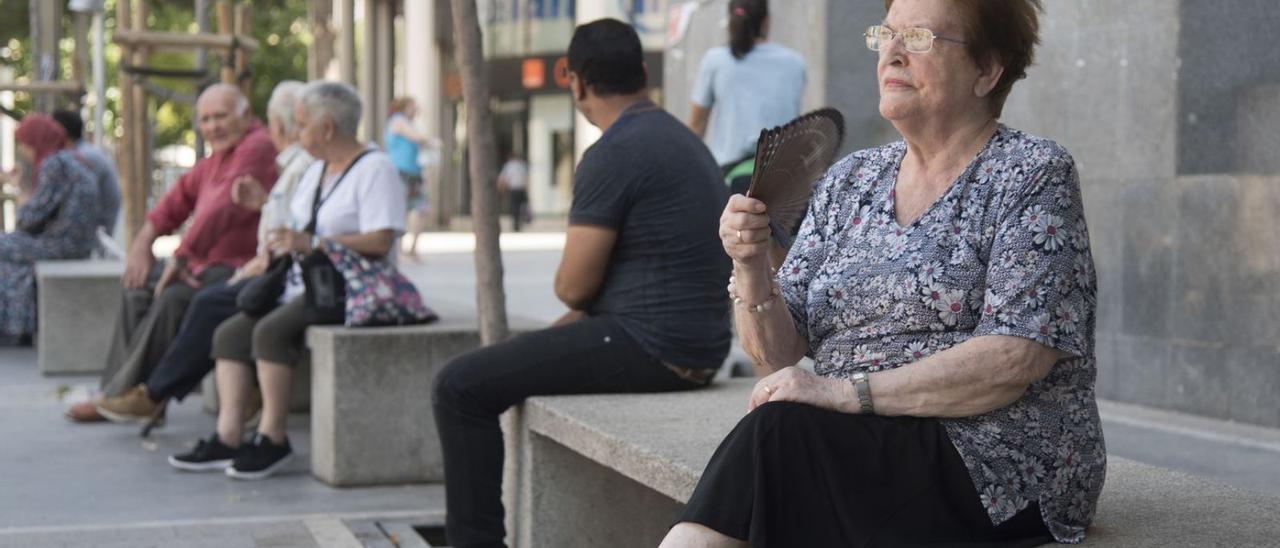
top-left (308, 303), bottom-right (542, 487)
top-left (506, 380), bottom-right (1280, 547)
top-left (36, 260), bottom-right (123, 375)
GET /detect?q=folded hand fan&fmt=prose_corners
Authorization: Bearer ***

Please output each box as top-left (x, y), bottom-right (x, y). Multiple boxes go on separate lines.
top-left (746, 108), bottom-right (845, 249)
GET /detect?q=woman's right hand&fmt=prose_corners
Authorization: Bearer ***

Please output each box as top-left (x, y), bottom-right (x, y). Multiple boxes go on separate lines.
top-left (720, 194), bottom-right (773, 268)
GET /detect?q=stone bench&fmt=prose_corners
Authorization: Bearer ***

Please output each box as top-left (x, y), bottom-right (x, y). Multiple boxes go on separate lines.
top-left (308, 305), bottom-right (543, 487)
top-left (503, 379), bottom-right (1280, 547)
top-left (36, 260), bottom-right (124, 375)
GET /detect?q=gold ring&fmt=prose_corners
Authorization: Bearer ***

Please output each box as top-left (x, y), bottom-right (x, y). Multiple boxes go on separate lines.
top-left (764, 385), bottom-right (774, 395)
top-left (736, 229), bottom-right (743, 243)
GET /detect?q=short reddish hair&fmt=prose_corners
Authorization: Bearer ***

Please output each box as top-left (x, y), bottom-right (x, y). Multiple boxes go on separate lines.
top-left (885, 0), bottom-right (1043, 117)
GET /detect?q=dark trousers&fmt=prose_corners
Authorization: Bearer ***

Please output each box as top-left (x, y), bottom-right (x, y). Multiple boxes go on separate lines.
top-left (432, 316), bottom-right (708, 548)
top-left (507, 189), bottom-right (528, 232)
top-left (100, 263), bottom-right (233, 397)
top-left (144, 280), bottom-right (246, 402)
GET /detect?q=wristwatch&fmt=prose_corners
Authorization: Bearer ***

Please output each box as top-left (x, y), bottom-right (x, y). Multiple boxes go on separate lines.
top-left (851, 371), bottom-right (875, 415)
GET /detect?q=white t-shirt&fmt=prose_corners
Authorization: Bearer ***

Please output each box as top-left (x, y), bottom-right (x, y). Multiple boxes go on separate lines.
top-left (282, 150), bottom-right (407, 301)
top-left (499, 158), bottom-right (529, 190)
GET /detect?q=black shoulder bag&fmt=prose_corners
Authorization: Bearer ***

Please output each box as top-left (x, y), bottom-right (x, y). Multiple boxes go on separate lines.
top-left (300, 150), bottom-right (373, 325)
top-left (235, 254), bottom-right (294, 318)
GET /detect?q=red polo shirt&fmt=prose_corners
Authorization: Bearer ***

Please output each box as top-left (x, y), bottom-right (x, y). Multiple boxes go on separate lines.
top-left (146, 121), bottom-right (279, 275)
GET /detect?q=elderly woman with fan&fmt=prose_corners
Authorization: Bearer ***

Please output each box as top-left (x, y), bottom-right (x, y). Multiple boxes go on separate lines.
top-left (662, 0), bottom-right (1104, 546)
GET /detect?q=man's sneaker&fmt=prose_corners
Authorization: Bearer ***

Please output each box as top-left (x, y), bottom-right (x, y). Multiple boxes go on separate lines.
top-left (96, 384), bottom-right (160, 424)
top-left (169, 435), bottom-right (238, 472)
top-left (225, 434), bottom-right (293, 480)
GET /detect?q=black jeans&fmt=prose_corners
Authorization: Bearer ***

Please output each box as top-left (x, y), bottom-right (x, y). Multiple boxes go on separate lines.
top-left (507, 188), bottom-right (528, 232)
top-left (144, 280), bottom-right (246, 401)
top-left (432, 316), bottom-right (709, 548)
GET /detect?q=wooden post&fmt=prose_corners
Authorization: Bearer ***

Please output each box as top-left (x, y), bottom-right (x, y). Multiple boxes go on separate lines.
top-left (31, 0), bottom-right (63, 112)
top-left (215, 1), bottom-right (235, 84)
top-left (194, 0), bottom-right (210, 157)
top-left (115, 0), bottom-right (140, 245)
top-left (233, 2), bottom-right (251, 95)
top-left (308, 0), bottom-right (335, 80)
top-left (129, 0), bottom-right (151, 243)
top-left (72, 12), bottom-right (89, 111)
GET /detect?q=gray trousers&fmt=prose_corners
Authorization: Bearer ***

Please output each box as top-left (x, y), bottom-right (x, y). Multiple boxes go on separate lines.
top-left (99, 262), bottom-right (234, 397)
top-left (212, 295), bottom-right (311, 367)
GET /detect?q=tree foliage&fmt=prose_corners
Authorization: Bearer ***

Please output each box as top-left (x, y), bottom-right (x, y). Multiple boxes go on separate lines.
top-left (0, 0), bottom-right (309, 150)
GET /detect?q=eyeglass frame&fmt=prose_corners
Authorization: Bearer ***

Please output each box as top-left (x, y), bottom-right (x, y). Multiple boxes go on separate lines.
top-left (864, 25), bottom-right (967, 54)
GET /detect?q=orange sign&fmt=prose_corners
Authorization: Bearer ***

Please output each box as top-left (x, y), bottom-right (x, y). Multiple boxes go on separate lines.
top-left (522, 58), bottom-right (546, 89)
top-left (553, 57), bottom-right (570, 88)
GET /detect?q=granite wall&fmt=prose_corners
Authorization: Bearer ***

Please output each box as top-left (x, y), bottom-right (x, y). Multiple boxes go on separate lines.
top-left (1001, 1), bottom-right (1280, 427)
top-left (665, 0), bottom-right (1280, 427)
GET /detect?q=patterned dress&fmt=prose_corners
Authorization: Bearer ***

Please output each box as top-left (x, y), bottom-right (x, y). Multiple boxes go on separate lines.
top-left (779, 126), bottom-right (1104, 543)
top-left (0, 151), bottom-right (100, 342)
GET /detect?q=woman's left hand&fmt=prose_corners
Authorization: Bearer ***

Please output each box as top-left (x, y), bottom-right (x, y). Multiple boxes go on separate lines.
top-left (266, 228), bottom-right (313, 255)
top-left (749, 366), bottom-right (854, 413)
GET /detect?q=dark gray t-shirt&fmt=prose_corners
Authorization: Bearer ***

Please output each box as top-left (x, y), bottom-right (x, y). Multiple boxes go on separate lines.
top-left (569, 101), bottom-right (731, 370)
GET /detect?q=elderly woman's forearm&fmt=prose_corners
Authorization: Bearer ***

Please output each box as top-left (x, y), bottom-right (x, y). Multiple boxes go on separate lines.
top-left (736, 307), bottom-right (807, 373)
top-left (329, 230), bottom-right (396, 258)
top-left (869, 336), bottom-right (1056, 417)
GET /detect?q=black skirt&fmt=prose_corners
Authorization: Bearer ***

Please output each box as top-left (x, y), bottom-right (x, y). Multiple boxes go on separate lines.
top-left (677, 401), bottom-right (1055, 548)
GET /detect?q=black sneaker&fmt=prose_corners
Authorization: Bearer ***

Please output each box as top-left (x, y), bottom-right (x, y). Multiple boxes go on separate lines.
top-left (225, 433), bottom-right (293, 480)
top-left (169, 434), bottom-right (238, 472)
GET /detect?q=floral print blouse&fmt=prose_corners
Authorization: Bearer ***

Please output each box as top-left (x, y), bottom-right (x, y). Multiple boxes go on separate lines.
top-left (778, 126), bottom-right (1104, 543)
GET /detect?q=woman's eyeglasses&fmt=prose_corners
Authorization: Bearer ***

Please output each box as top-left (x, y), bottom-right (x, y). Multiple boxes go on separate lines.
top-left (864, 25), bottom-right (966, 54)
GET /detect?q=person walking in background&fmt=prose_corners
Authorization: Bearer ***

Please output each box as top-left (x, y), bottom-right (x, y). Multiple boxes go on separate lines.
top-left (0, 115), bottom-right (99, 345)
top-left (497, 153), bottom-right (530, 232)
top-left (385, 96), bottom-right (432, 258)
top-left (65, 84), bottom-right (278, 423)
top-left (688, 0), bottom-right (806, 195)
top-left (51, 109), bottom-right (121, 239)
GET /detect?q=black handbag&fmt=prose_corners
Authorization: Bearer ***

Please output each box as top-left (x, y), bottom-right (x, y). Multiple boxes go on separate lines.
top-left (300, 247), bottom-right (346, 324)
top-left (235, 255), bottom-right (293, 318)
top-left (297, 149), bottom-right (373, 325)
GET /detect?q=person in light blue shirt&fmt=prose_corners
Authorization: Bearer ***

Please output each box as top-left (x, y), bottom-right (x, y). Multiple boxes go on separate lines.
top-left (384, 96), bottom-right (432, 257)
top-left (688, 0), bottom-right (806, 194)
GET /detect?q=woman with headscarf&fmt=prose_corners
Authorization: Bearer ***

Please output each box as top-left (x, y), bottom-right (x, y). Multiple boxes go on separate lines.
top-left (0, 114), bottom-right (99, 344)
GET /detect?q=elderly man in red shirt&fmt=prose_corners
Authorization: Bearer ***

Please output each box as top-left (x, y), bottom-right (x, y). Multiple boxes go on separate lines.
top-left (67, 84), bottom-right (278, 422)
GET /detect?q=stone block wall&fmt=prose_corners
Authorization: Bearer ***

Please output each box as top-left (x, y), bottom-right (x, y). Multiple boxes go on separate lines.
top-left (1002, 1), bottom-right (1280, 427)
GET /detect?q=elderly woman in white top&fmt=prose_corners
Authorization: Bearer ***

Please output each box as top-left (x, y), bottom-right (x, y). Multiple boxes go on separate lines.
top-left (170, 80), bottom-right (405, 479)
top-left (94, 80), bottom-right (317, 427)
top-left (664, 0), bottom-right (1104, 546)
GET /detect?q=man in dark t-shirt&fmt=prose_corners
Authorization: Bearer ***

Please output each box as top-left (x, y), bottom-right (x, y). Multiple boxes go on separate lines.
top-left (432, 19), bottom-right (730, 548)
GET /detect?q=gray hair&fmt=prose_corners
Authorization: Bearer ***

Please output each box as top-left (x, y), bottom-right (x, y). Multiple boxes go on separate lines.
top-left (198, 83), bottom-right (250, 116)
top-left (298, 80), bottom-right (362, 139)
top-left (266, 80), bottom-right (305, 135)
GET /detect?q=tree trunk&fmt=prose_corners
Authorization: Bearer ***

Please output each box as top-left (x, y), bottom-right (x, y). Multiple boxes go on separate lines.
top-left (450, 0), bottom-right (509, 344)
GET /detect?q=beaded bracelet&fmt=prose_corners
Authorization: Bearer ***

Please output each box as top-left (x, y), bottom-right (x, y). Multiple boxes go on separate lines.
top-left (727, 275), bottom-right (781, 313)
